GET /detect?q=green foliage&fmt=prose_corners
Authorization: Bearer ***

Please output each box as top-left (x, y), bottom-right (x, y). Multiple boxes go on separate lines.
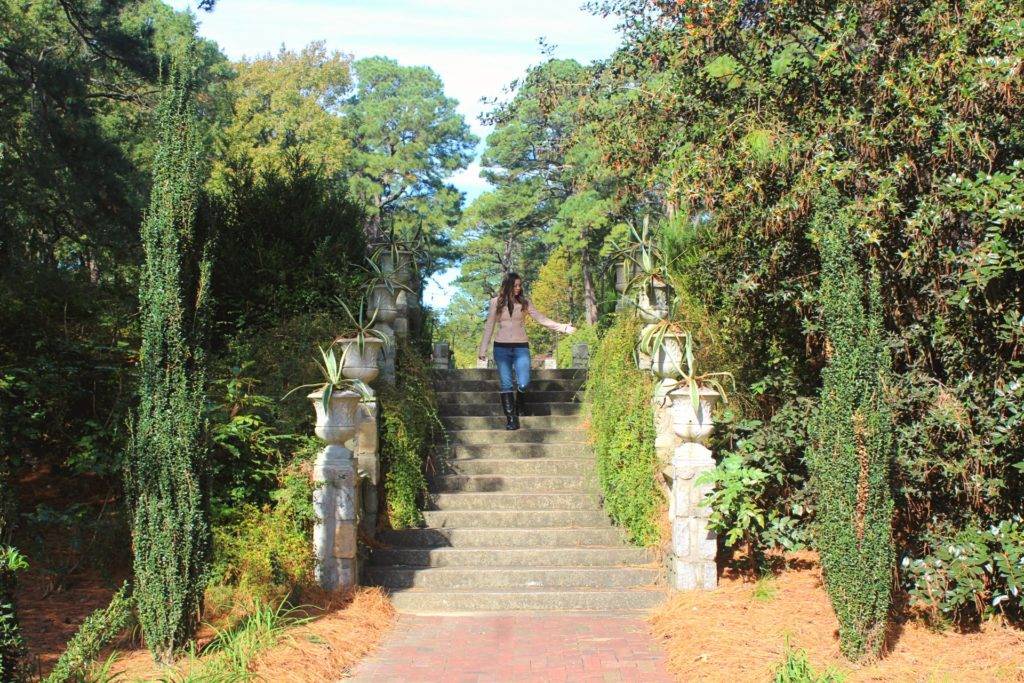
top-left (125, 49), bottom-right (212, 662)
top-left (773, 644), bottom-right (846, 683)
top-left (42, 582), bottom-right (135, 683)
top-left (379, 342), bottom-right (440, 529)
top-left (585, 315), bottom-right (662, 545)
top-left (555, 325), bottom-right (599, 369)
top-left (0, 546), bottom-right (29, 682)
top-left (808, 194), bottom-right (894, 661)
top-left (700, 403), bottom-right (813, 570)
top-left (903, 518), bottom-right (1024, 624)
top-left (209, 457), bottom-right (318, 609)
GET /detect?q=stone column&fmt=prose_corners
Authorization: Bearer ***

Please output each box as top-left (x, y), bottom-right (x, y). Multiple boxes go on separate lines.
top-left (432, 342), bottom-right (451, 369)
top-left (571, 343), bottom-right (590, 369)
top-left (666, 386), bottom-right (720, 590)
top-left (310, 389), bottom-right (361, 591)
top-left (351, 399), bottom-right (380, 537)
top-left (369, 284), bottom-right (398, 385)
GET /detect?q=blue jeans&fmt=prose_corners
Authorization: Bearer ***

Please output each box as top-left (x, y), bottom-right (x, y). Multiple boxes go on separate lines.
top-left (493, 345), bottom-right (531, 392)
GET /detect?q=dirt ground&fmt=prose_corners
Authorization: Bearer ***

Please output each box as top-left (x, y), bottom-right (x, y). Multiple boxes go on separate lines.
top-left (650, 553), bottom-right (1024, 683)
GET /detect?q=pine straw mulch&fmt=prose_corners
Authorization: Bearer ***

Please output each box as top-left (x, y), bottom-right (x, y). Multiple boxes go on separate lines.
top-left (649, 552), bottom-right (1024, 682)
top-left (103, 587), bottom-right (396, 681)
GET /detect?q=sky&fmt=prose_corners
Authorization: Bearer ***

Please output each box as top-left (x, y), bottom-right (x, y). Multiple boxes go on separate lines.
top-left (170, 0), bottom-right (622, 308)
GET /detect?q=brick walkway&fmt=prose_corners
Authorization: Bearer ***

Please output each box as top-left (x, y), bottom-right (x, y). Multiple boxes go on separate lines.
top-left (347, 612), bottom-right (674, 682)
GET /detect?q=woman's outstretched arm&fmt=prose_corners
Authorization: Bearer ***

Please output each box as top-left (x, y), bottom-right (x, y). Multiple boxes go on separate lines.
top-left (478, 297), bottom-right (499, 358)
top-left (526, 300), bottom-right (576, 334)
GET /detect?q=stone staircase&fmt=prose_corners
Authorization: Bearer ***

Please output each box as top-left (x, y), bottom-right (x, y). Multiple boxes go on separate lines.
top-left (365, 368), bottom-right (665, 612)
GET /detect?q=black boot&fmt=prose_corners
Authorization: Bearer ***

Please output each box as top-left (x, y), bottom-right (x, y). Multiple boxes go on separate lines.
top-left (515, 386), bottom-right (528, 418)
top-left (500, 391), bottom-right (520, 430)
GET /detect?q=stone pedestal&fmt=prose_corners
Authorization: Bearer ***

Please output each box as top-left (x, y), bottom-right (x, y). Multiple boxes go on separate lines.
top-left (350, 399), bottom-right (380, 537)
top-left (542, 357), bottom-right (557, 369)
top-left (667, 442), bottom-right (717, 589)
top-left (651, 382), bottom-right (678, 466)
top-left (394, 290), bottom-right (410, 339)
top-left (432, 342), bottom-right (451, 369)
top-left (476, 357), bottom-right (492, 369)
top-left (374, 323), bottom-right (396, 384)
top-left (313, 444), bottom-right (359, 590)
top-left (571, 343), bottom-right (590, 369)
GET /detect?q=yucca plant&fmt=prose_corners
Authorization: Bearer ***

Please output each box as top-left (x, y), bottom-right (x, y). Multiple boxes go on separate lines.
top-left (284, 344), bottom-right (374, 414)
top-left (332, 297), bottom-right (392, 355)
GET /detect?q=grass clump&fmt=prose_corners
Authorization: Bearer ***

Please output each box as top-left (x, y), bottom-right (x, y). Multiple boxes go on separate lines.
top-left (585, 314), bottom-right (662, 546)
top-left (774, 643), bottom-right (846, 683)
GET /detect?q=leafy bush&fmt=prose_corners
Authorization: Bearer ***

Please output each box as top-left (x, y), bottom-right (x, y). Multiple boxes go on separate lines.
top-left (585, 315), bottom-right (662, 546)
top-left (42, 582), bottom-right (135, 683)
top-left (209, 456), bottom-right (318, 609)
top-left (0, 546), bottom-right (29, 682)
top-left (903, 518), bottom-right (1024, 624)
top-left (379, 341), bottom-right (440, 529)
top-left (555, 324), bottom-right (599, 369)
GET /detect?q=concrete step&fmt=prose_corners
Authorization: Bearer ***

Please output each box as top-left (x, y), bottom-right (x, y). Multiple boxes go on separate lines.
top-left (421, 509), bottom-right (613, 528)
top-left (442, 415), bottom-right (583, 430)
top-left (383, 587), bottom-right (667, 612)
top-left (449, 443), bottom-right (592, 459)
top-left (429, 474), bottom-right (594, 494)
top-left (365, 566), bottom-right (660, 590)
top-left (369, 546), bottom-right (654, 568)
top-left (435, 369), bottom-right (586, 381)
top-left (427, 492), bottom-right (601, 511)
top-left (437, 390), bottom-right (581, 405)
top-left (434, 379), bottom-right (584, 393)
top-left (442, 458), bottom-right (594, 476)
top-left (377, 527), bottom-right (625, 548)
top-left (447, 428), bottom-right (588, 445)
top-left (439, 402), bottom-right (583, 417)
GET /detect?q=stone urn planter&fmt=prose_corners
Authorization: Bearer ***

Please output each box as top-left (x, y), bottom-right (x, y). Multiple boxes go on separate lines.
top-left (378, 248), bottom-right (415, 285)
top-left (614, 260), bottom-right (639, 295)
top-left (636, 278), bottom-right (671, 323)
top-left (335, 337), bottom-right (385, 384)
top-left (367, 283), bottom-right (398, 326)
top-left (667, 384), bottom-right (721, 445)
top-left (649, 330), bottom-right (687, 380)
top-left (309, 388), bottom-right (361, 445)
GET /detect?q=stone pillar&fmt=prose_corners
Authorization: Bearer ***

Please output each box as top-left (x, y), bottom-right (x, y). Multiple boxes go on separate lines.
top-left (432, 342), bottom-right (451, 369)
top-left (393, 289), bottom-right (410, 339)
top-left (571, 342), bottom-right (590, 369)
top-left (665, 387), bottom-right (720, 591)
top-left (351, 399), bottom-right (380, 537)
top-left (310, 390), bottom-right (361, 591)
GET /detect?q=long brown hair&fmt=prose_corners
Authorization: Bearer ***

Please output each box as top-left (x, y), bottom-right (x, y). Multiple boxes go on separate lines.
top-left (497, 272), bottom-right (527, 317)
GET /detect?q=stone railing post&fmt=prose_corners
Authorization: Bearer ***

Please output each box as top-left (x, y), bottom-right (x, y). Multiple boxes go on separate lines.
top-left (571, 342), bottom-right (589, 369)
top-left (432, 342), bottom-right (451, 369)
top-left (310, 389), bottom-right (361, 591)
top-left (352, 400), bottom-right (380, 538)
top-left (665, 387), bottom-right (719, 590)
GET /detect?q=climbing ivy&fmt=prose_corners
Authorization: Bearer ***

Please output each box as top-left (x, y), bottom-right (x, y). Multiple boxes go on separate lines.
top-left (585, 315), bottom-right (662, 546)
top-left (124, 47), bottom-right (212, 663)
top-left (807, 192), bottom-right (894, 661)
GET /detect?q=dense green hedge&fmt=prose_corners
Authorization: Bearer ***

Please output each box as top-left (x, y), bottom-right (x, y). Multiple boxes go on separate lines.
top-left (380, 341), bottom-right (441, 530)
top-left (585, 315), bottom-right (662, 546)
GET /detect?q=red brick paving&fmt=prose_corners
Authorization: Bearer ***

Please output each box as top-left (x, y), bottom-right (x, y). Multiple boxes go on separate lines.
top-left (347, 612), bottom-right (674, 682)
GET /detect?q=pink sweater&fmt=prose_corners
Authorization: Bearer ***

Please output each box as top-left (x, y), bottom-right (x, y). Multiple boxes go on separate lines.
top-left (479, 297), bottom-right (573, 356)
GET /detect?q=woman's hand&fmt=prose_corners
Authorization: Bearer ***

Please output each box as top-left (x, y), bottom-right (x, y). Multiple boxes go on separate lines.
top-left (477, 354), bottom-right (487, 362)
top-left (564, 324), bottom-right (577, 335)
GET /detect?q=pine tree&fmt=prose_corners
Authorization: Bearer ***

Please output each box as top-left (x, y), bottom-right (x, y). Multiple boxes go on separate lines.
top-left (124, 47), bottom-right (212, 663)
top-left (809, 190), bottom-right (894, 661)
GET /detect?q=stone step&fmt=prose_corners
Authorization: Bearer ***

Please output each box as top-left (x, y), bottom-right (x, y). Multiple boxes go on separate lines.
top-left (369, 546), bottom-right (654, 568)
top-left (421, 509), bottom-right (613, 528)
top-left (439, 402), bottom-right (583, 417)
top-left (442, 458), bottom-right (593, 476)
top-left (377, 527), bottom-right (625, 548)
top-left (427, 492), bottom-right (602, 511)
top-left (434, 369), bottom-right (586, 381)
top-left (383, 588), bottom-right (667, 612)
top-left (429, 474), bottom-right (594, 494)
top-left (442, 415), bottom-right (584, 430)
top-left (434, 379), bottom-right (584, 393)
top-left (436, 390), bottom-right (581, 405)
top-left (447, 429), bottom-right (588, 445)
top-left (449, 443), bottom-right (592, 459)
top-left (365, 566), bottom-right (660, 590)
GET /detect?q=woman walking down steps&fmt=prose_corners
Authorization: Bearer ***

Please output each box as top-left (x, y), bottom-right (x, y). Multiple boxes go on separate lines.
top-left (478, 272), bottom-right (576, 430)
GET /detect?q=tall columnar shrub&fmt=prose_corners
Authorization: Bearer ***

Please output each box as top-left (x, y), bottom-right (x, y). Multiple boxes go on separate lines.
top-left (808, 194), bottom-right (894, 661)
top-left (0, 462), bottom-right (27, 681)
top-left (124, 50), bottom-right (212, 663)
